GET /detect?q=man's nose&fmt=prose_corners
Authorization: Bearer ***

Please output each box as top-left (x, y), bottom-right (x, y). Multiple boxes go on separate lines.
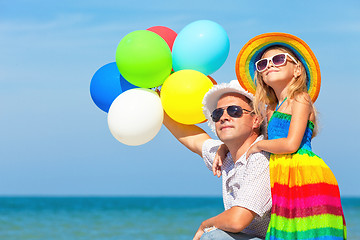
top-left (220, 110), bottom-right (231, 123)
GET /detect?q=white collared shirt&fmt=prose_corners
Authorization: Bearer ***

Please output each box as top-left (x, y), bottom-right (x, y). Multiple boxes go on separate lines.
top-left (202, 135), bottom-right (272, 238)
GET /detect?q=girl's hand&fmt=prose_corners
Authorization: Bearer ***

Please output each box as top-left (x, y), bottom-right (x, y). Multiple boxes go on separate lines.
top-left (212, 144), bottom-right (228, 177)
top-left (246, 142), bottom-right (261, 159)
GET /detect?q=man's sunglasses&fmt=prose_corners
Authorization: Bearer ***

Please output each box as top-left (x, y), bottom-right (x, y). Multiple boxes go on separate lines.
top-left (211, 105), bottom-right (252, 122)
top-left (255, 53), bottom-right (298, 72)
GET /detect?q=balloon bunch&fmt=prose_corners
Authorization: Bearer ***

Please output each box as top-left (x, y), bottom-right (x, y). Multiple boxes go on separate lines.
top-left (90, 20), bottom-right (229, 146)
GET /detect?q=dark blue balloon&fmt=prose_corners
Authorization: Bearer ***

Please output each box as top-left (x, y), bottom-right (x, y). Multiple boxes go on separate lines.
top-left (90, 62), bottom-right (137, 112)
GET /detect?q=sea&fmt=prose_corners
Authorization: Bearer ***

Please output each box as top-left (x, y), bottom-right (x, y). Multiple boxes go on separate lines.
top-left (0, 196), bottom-right (358, 240)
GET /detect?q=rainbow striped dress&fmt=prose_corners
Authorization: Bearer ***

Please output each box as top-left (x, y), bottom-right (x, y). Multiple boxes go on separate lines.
top-left (265, 111), bottom-right (347, 240)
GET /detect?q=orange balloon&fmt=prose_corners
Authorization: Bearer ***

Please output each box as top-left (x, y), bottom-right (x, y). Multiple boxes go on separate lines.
top-left (207, 75), bottom-right (217, 85)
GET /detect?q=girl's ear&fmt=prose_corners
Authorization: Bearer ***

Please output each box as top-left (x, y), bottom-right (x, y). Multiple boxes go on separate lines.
top-left (294, 64), bottom-right (302, 78)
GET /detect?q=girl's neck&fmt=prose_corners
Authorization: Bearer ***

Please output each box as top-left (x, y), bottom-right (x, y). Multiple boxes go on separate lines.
top-left (274, 85), bottom-right (288, 103)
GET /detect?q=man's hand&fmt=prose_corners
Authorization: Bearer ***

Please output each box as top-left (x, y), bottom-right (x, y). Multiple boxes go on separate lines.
top-left (193, 226), bottom-right (205, 240)
top-left (193, 206), bottom-right (256, 240)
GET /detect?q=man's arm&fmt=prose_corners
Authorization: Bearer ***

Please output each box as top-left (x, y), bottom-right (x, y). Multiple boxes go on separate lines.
top-left (163, 112), bottom-right (211, 157)
top-left (193, 206), bottom-right (256, 240)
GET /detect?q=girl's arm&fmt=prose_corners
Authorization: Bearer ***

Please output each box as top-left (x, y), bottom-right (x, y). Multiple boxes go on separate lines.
top-left (247, 93), bottom-right (312, 156)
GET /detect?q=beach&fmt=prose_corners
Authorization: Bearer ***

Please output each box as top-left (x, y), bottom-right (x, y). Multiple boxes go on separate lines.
top-left (0, 197), bottom-right (358, 239)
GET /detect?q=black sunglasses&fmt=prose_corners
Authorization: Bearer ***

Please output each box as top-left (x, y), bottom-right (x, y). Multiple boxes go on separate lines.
top-left (211, 105), bottom-right (252, 122)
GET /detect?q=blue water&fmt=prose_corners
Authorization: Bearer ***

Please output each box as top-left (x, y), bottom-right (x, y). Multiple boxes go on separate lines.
top-left (0, 197), bottom-right (358, 239)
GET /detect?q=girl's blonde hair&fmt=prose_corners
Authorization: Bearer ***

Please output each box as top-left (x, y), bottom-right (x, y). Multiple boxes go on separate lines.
top-left (253, 45), bottom-right (318, 136)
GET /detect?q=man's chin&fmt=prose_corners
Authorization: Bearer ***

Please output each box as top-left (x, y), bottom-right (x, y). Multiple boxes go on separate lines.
top-left (217, 134), bottom-right (236, 143)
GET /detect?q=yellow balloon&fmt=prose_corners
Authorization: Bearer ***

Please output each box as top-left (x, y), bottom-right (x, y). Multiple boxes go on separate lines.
top-left (161, 70), bottom-right (214, 125)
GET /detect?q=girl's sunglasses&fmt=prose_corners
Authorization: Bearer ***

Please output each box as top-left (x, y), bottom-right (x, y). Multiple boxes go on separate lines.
top-left (211, 105), bottom-right (252, 122)
top-left (255, 53), bottom-right (298, 72)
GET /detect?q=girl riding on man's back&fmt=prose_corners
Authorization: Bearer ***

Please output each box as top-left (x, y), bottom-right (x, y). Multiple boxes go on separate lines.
top-left (214, 33), bottom-right (346, 239)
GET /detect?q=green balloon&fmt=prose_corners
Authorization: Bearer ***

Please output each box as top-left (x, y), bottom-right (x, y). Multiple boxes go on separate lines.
top-left (116, 30), bottom-right (172, 88)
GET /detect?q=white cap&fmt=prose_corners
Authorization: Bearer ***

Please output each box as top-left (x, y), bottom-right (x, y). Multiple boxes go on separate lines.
top-left (202, 80), bottom-right (255, 133)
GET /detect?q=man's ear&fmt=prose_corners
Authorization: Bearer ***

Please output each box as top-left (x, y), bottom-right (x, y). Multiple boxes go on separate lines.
top-left (252, 114), bottom-right (263, 132)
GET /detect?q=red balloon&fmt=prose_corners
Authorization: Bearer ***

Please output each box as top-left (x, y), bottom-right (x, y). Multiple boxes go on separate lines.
top-left (147, 26), bottom-right (177, 51)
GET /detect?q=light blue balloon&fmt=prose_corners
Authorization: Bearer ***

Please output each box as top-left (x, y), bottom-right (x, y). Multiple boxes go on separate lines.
top-left (90, 62), bottom-right (137, 113)
top-left (172, 20), bottom-right (230, 75)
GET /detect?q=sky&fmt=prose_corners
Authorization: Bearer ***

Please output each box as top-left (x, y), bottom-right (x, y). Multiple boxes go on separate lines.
top-left (1, 0), bottom-right (360, 197)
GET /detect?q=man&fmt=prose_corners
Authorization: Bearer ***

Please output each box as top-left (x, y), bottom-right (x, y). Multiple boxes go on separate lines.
top-left (163, 80), bottom-right (271, 240)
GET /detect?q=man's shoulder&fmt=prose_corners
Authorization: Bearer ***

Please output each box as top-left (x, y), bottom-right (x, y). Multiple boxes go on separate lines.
top-left (252, 150), bottom-right (270, 159)
top-left (201, 139), bottom-right (225, 171)
top-left (202, 138), bottom-right (223, 153)
top-left (250, 135), bottom-right (270, 160)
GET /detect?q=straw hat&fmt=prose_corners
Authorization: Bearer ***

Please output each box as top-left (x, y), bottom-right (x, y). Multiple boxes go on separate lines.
top-left (235, 32), bottom-right (321, 102)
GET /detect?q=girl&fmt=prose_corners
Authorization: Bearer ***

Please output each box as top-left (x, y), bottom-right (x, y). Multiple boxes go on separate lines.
top-left (214, 33), bottom-right (347, 239)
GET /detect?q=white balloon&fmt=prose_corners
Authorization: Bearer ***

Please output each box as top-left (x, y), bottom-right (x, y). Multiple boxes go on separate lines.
top-left (107, 88), bottom-right (163, 146)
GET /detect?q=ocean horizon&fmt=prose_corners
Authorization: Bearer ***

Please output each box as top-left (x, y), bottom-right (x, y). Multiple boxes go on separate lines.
top-left (0, 196), bottom-right (358, 239)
